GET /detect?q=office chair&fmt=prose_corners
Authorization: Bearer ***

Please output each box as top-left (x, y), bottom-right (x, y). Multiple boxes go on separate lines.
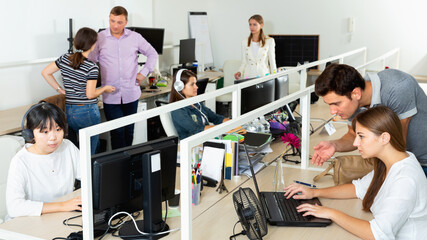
top-left (196, 78), bottom-right (209, 95)
top-left (0, 135), bottom-right (24, 223)
top-left (155, 100), bottom-right (179, 137)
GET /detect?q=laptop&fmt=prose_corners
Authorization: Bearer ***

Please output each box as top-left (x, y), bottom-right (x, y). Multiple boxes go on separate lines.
top-left (243, 143), bottom-right (332, 227)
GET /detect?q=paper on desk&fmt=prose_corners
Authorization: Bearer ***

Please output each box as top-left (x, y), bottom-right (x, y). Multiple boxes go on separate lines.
top-left (244, 143), bottom-right (273, 154)
top-left (241, 162), bottom-right (265, 178)
top-left (200, 146), bottom-right (225, 182)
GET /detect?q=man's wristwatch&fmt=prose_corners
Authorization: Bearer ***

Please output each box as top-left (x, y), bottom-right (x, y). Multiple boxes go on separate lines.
top-left (56, 86), bottom-right (61, 92)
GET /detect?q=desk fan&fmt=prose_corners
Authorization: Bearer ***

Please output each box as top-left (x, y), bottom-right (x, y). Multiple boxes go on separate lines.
top-left (230, 187), bottom-right (267, 240)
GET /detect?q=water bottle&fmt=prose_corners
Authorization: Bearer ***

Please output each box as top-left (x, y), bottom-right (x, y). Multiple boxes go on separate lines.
top-left (252, 119), bottom-right (264, 133)
top-left (259, 116), bottom-right (270, 133)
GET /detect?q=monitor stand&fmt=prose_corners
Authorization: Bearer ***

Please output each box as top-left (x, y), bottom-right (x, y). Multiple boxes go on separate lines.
top-left (119, 221), bottom-right (169, 240)
top-left (119, 151), bottom-right (170, 239)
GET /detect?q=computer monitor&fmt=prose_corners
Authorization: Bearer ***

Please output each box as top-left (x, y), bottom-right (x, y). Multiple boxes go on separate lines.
top-left (97, 27), bottom-right (165, 54)
top-left (129, 27), bottom-right (165, 55)
top-left (179, 38), bottom-right (196, 65)
top-left (92, 136), bottom-right (178, 238)
top-left (274, 75), bottom-right (289, 100)
top-left (235, 78), bottom-right (275, 114)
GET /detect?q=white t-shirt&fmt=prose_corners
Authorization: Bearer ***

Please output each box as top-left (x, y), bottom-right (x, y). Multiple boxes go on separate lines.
top-left (251, 41), bottom-right (260, 58)
top-left (6, 139), bottom-right (80, 219)
top-left (352, 152), bottom-right (427, 240)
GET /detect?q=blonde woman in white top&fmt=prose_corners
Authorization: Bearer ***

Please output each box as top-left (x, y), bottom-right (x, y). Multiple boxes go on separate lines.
top-left (234, 14), bottom-right (277, 80)
top-left (284, 106), bottom-right (427, 240)
top-left (6, 103), bottom-right (81, 219)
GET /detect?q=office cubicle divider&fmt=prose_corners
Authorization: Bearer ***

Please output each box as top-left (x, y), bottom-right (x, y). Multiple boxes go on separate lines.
top-left (35, 47), bottom-right (401, 240)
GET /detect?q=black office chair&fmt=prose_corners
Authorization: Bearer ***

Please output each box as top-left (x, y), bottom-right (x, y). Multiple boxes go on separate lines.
top-left (196, 78), bottom-right (209, 95)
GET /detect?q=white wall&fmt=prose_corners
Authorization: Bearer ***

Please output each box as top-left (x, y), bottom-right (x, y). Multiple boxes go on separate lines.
top-left (2, 0), bottom-right (427, 110)
top-left (154, 0), bottom-right (427, 74)
top-left (0, 0), bottom-right (153, 110)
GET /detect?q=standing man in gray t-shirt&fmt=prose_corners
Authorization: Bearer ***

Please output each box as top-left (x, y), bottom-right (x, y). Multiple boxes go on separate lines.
top-left (311, 64), bottom-right (427, 176)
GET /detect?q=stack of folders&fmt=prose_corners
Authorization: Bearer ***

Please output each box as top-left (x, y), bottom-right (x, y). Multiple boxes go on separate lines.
top-left (238, 132), bottom-right (273, 177)
top-left (201, 133), bottom-right (272, 181)
top-left (201, 139), bottom-right (239, 181)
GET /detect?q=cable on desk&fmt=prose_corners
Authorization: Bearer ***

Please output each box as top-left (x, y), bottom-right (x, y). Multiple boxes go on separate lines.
top-left (63, 214), bottom-right (82, 229)
top-left (107, 211), bottom-right (180, 238)
top-left (230, 221), bottom-right (240, 240)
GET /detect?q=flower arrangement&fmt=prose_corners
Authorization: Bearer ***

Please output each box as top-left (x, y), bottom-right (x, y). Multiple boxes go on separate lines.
top-left (281, 133), bottom-right (301, 149)
top-left (273, 132), bottom-right (301, 191)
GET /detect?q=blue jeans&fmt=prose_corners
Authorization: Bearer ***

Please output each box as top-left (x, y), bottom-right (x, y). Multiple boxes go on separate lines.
top-left (66, 104), bottom-right (101, 155)
top-left (103, 100), bottom-right (138, 150)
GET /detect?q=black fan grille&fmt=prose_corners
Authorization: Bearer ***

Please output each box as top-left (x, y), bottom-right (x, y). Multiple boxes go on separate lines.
top-left (233, 188), bottom-right (267, 240)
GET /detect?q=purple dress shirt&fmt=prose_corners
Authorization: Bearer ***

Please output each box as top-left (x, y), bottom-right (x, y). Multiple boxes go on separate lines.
top-left (89, 28), bottom-right (158, 104)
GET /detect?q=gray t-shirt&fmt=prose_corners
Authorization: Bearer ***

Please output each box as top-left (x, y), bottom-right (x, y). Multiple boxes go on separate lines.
top-left (349, 69), bottom-right (427, 166)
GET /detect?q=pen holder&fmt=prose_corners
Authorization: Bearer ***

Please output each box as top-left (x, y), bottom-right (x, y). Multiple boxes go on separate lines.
top-left (192, 183), bottom-right (201, 206)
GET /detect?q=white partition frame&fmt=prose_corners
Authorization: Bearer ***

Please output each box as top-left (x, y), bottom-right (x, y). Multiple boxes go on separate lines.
top-left (77, 47), bottom-right (373, 239)
top-left (5, 47), bottom-right (400, 240)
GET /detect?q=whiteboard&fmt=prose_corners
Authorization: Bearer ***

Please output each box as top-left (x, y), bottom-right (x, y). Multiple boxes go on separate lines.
top-left (188, 12), bottom-right (214, 68)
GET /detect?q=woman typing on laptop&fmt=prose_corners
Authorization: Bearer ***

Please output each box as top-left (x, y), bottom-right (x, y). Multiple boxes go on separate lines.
top-left (284, 106), bottom-right (427, 239)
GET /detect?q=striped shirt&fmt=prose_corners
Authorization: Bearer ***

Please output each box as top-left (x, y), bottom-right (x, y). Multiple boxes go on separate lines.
top-left (55, 54), bottom-right (99, 105)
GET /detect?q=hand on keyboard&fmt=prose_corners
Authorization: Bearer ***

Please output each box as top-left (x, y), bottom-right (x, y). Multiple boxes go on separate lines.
top-left (284, 183), bottom-right (315, 200)
top-left (296, 203), bottom-right (332, 220)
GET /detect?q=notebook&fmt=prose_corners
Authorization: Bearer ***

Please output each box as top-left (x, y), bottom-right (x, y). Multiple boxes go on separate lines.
top-left (243, 144), bottom-right (332, 227)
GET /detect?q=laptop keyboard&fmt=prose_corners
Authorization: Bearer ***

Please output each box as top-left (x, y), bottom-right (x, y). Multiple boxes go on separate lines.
top-left (275, 192), bottom-right (312, 222)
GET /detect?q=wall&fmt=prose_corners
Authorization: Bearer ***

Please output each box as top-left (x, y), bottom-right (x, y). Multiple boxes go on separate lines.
top-left (154, 0), bottom-right (427, 75)
top-left (2, 0), bottom-right (427, 110)
top-left (0, 0), bottom-right (153, 110)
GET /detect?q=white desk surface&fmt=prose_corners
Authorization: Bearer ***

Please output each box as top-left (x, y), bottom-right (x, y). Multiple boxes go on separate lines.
top-left (0, 98), bottom-right (369, 240)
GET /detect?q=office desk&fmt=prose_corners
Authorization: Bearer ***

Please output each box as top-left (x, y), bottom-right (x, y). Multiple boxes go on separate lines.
top-left (170, 165), bottom-right (373, 240)
top-left (0, 104), bottom-right (32, 135)
top-left (0, 165), bottom-right (373, 240)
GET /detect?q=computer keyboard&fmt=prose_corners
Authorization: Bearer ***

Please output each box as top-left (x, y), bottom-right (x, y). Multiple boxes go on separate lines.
top-left (275, 192), bottom-right (312, 222)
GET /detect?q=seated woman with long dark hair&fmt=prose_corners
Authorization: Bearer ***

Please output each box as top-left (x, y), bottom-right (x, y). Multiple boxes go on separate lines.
top-left (284, 106), bottom-right (427, 239)
top-left (169, 69), bottom-right (229, 140)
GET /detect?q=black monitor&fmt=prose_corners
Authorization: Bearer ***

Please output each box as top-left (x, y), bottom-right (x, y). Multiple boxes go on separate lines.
top-left (98, 27), bottom-right (165, 54)
top-left (235, 78), bottom-right (275, 114)
top-left (91, 136), bottom-right (178, 238)
top-left (129, 27), bottom-right (165, 55)
top-left (274, 76), bottom-right (289, 100)
top-left (179, 38), bottom-right (196, 65)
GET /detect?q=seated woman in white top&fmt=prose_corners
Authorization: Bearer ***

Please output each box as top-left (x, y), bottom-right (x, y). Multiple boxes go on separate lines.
top-left (284, 106), bottom-right (427, 240)
top-left (6, 103), bottom-right (81, 219)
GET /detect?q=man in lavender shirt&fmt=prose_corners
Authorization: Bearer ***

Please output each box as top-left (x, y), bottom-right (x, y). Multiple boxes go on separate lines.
top-left (89, 6), bottom-right (158, 149)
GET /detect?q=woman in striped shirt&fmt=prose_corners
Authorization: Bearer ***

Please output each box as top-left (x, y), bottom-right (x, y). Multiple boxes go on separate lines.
top-left (42, 27), bottom-right (115, 154)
